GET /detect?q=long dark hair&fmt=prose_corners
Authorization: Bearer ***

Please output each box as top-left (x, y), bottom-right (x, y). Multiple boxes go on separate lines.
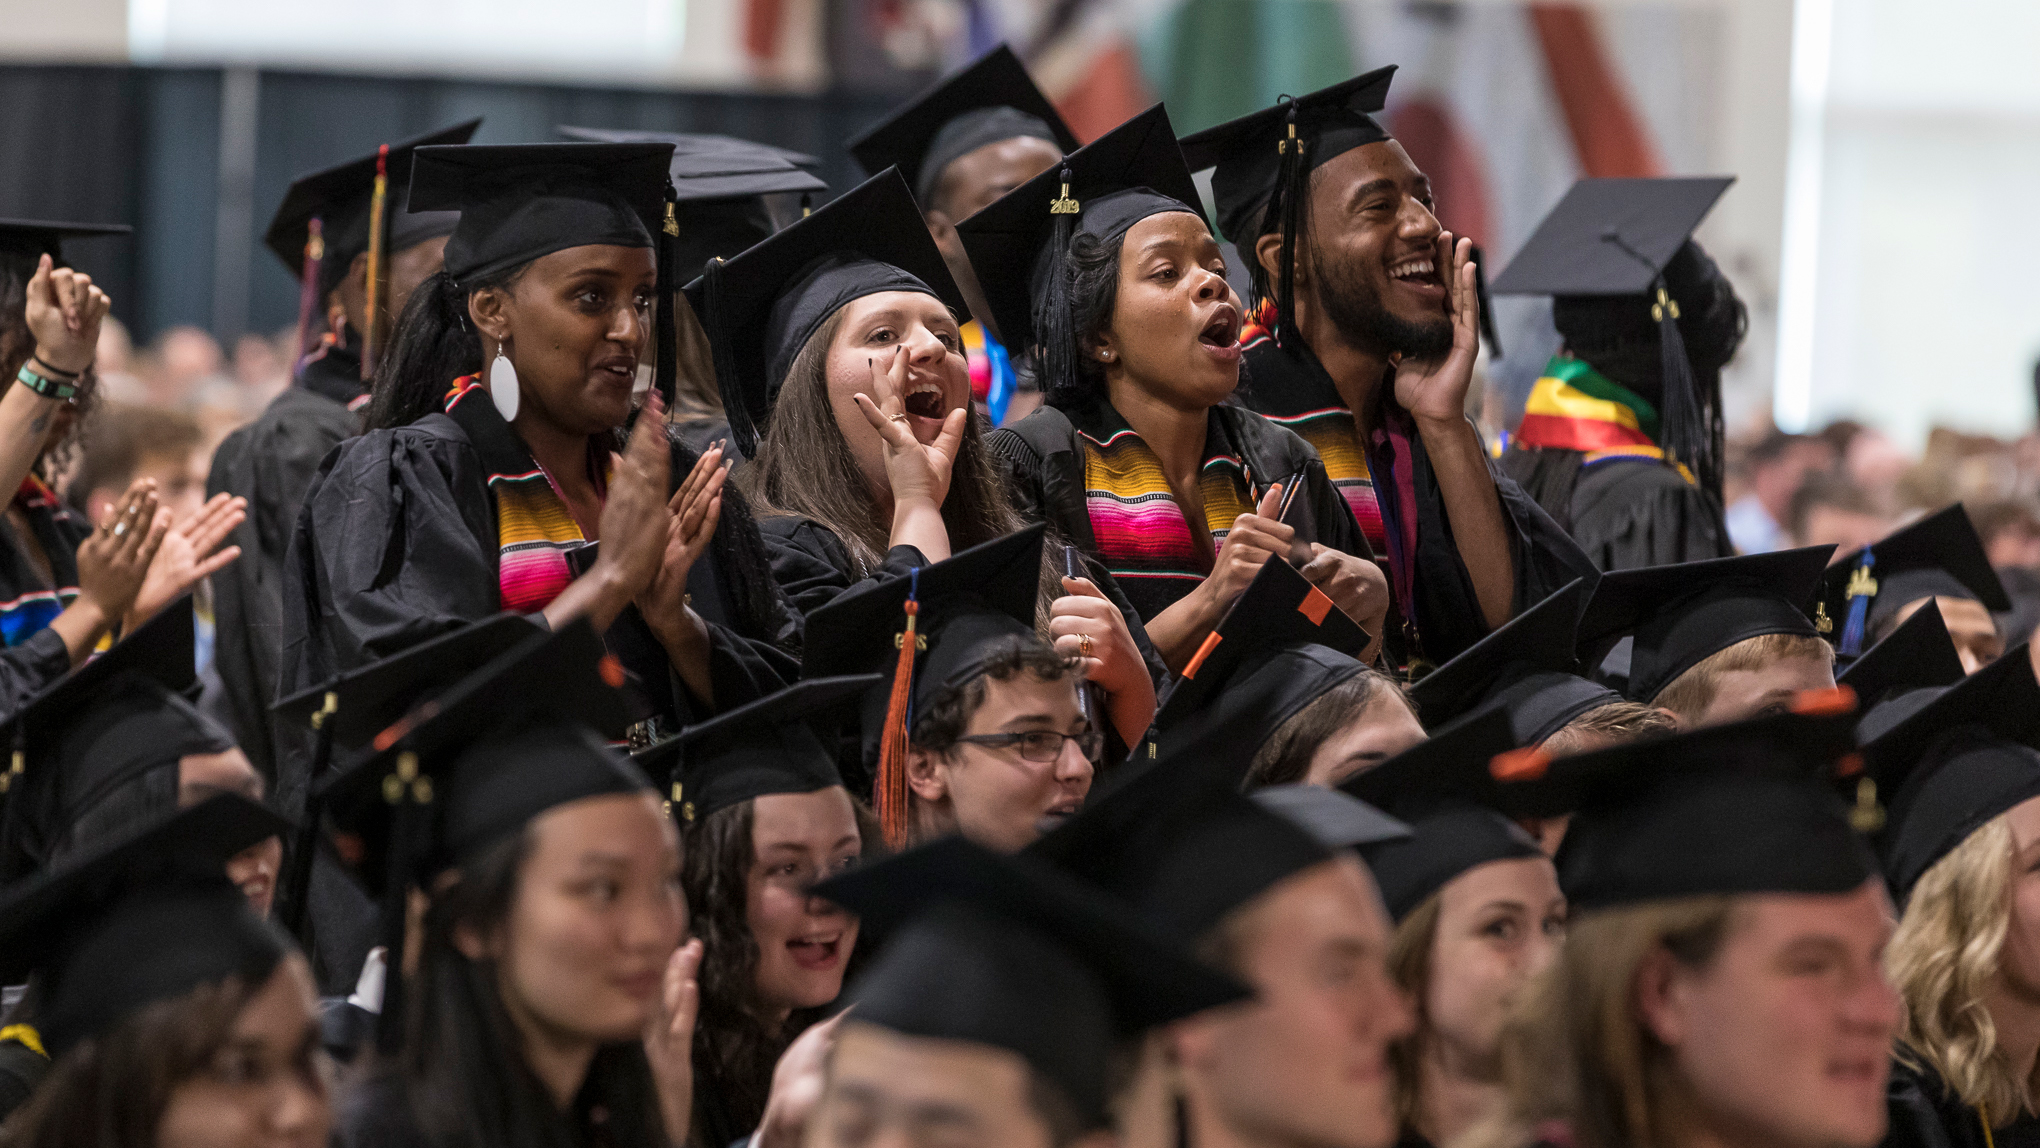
top-left (1033, 228), bottom-right (1123, 408)
top-left (681, 796), bottom-right (883, 1147)
top-left (743, 308), bottom-right (1033, 581)
top-left (368, 267), bottom-right (794, 649)
top-left (370, 828), bottom-right (668, 1148)
top-left (0, 970), bottom-right (286, 1148)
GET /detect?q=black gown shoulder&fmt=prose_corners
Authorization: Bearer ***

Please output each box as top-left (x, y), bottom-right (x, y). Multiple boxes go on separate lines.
top-left (757, 515), bottom-right (928, 618)
top-left (1567, 455), bottom-right (1733, 571)
top-left (1883, 1057), bottom-right (2040, 1148)
top-left (0, 1035), bottom-right (45, 1124)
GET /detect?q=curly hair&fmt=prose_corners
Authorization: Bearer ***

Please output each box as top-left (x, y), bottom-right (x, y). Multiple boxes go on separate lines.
top-left (1889, 814), bottom-right (2026, 1122)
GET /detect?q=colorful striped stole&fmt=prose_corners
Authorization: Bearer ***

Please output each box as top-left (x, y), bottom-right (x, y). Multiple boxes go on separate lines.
top-left (1239, 299), bottom-right (1387, 553)
top-left (1515, 355), bottom-right (1662, 454)
top-left (1079, 414), bottom-right (1257, 606)
top-left (442, 377), bottom-right (595, 614)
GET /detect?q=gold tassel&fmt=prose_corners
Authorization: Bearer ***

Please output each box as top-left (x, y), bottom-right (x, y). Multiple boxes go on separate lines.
top-left (361, 144), bottom-right (390, 380)
top-left (874, 599), bottom-right (920, 850)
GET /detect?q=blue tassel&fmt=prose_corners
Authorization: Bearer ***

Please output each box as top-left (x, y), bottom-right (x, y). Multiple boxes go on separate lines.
top-left (1838, 547), bottom-right (1877, 656)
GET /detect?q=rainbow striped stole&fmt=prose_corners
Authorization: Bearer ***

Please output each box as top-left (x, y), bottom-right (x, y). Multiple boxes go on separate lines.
top-left (1516, 356), bottom-right (1662, 454)
top-left (1078, 407), bottom-right (1256, 607)
top-left (1238, 299), bottom-right (1386, 553)
top-left (443, 377), bottom-right (591, 614)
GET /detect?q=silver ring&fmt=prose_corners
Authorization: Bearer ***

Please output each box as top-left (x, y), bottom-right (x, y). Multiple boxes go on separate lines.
top-left (111, 521), bottom-right (126, 537)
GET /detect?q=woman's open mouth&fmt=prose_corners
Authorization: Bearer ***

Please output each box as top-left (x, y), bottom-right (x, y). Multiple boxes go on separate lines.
top-left (788, 932), bottom-right (844, 971)
top-left (902, 378), bottom-right (948, 421)
top-left (1198, 305), bottom-right (1243, 365)
top-left (593, 358), bottom-right (638, 387)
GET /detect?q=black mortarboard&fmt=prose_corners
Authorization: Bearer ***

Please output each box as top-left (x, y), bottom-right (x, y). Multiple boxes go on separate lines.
top-left (845, 44), bottom-right (1079, 206)
top-left (633, 674), bottom-right (880, 826)
top-left (264, 119), bottom-right (482, 294)
top-left (1493, 177), bottom-right (1735, 497)
top-left (1835, 599), bottom-right (1965, 711)
top-left (411, 140), bottom-right (680, 408)
top-left (1575, 546), bottom-right (1833, 703)
top-left (1818, 504), bottom-right (2010, 657)
top-left (1856, 643), bottom-right (2040, 901)
top-left (0, 597), bottom-right (215, 878)
top-left (1409, 579), bottom-right (1618, 745)
top-left (1147, 556), bottom-right (1369, 766)
top-left (1336, 709), bottom-right (1543, 921)
top-left (1487, 707), bottom-right (1874, 911)
top-left (1248, 784), bottom-right (1411, 852)
top-left (0, 794), bottom-right (291, 1056)
top-left (1030, 733), bottom-right (1401, 942)
top-left (0, 219), bottom-right (131, 267)
top-left (555, 128), bottom-right (828, 280)
top-left (685, 167), bottom-right (966, 459)
top-left (955, 104), bottom-right (1202, 368)
top-left (818, 835), bottom-right (1248, 1128)
top-left (1178, 67), bottom-right (1396, 245)
top-left (800, 527), bottom-right (1043, 845)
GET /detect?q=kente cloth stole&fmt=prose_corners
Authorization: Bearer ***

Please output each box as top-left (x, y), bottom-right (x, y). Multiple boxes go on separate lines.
top-left (443, 377), bottom-right (603, 614)
top-left (0, 477), bottom-right (76, 647)
top-left (1515, 356), bottom-right (1696, 483)
top-left (1080, 422), bottom-right (1257, 597)
top-left (1240, 299), bottom-right (1387, 552)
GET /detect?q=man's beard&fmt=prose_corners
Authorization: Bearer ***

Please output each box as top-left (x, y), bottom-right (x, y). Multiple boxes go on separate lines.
top-left (1311, 247), bottom-right (1453, 358)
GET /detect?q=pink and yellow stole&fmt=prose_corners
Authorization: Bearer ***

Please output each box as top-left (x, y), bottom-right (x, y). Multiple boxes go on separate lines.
top-left (443, 377), bottom-right (596, 614)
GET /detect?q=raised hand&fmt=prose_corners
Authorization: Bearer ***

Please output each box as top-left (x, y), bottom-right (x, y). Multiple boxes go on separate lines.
top-left (1391, 234), bottom-right (1480, 427)
top-left (23, 254), bottom-right (112, 377)
top-left (128, 491), bottom-right (245, 629)
top-left (852, 345), bottom-right (968, 511)
top-left (638, 440), bottom-right (727, 642)
top-left (75, 479), bottom-right (166, 634)
top-left (755, 1011), bottom-right (848, 1148)
top-left (1051, 576), bottom-right (1158, 746)
top-left (646, 937), bottom-right (703, 1148)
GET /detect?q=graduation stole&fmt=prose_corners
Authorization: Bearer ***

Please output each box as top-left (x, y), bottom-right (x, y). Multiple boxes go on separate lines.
top-left (1516, 356), bottom-right (1697, 482)
top-left (442, 377), bottom-right (603, 614)
top-left (1079, 417), bottom-right (1257, 596)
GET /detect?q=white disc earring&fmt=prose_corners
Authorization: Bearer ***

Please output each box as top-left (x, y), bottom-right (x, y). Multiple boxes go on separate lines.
top-left (489, 345), bottom-right (520, 422)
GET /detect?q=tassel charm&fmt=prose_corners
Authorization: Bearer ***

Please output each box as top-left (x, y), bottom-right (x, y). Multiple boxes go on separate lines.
top-left (1050, 166), bottom-right (1079, 215)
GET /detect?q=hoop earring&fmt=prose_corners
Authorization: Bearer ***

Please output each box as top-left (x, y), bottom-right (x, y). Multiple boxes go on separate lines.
top-left (489, 344), bottom-right (520, 422)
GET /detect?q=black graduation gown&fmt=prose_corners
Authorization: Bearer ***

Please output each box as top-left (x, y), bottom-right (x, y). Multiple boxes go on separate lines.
top-left (0, 478), bottom-right (88, 649)
top-left (1241, 338), bottom-right (1597, 666)
top-left (336, 1057), bottom-right (663, 1148)
top-left (204, 336), bottom-right (366, 790)
top-left (1884, 1058), bottom-right (2040, 1148)
top-left (1502, 446), bottom-right (1733, 571)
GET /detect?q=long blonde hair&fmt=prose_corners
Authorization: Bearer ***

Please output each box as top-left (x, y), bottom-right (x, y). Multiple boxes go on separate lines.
top-left (1386, 892), bottom-right (1445, 1134)
top-left (1889, 814), bottom-right (2025, 1120)
top-left (1465, 896), bottom-right (1739, 1148)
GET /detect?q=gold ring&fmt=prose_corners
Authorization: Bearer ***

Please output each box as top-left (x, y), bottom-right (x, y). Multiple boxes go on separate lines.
top-left (889, 413), bottom-right (911, 424)
top-left (1078, 634), bottom-right (1093, 656)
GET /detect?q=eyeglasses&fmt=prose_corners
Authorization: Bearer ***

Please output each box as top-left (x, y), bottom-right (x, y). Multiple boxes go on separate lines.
top-left (953, 729), bottom-right (1104, 764)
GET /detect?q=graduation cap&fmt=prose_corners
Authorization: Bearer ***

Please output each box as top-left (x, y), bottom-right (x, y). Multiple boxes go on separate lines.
top-left (845, 44), bottom-right (1080, 206)
top-left (0, 793), bottom-right (291, 1057)
top-left (633, 674), bottom-right (880, 826)
top-left (264, 118), bottom-right (483, 369)
top-left (269, 613), bottom-right (542, 935)
top-left (0, 219), bottom-right (131, 267)
top-left (315, 621), bottom-right (644, 1050)
top-left (1248, 784), bottom-right (1411, 852)
top-left (0, 597), bottom-right (214, 879)
top-left (955, 103), bottom-right (1202, 386)
top-left (800, 526), bottom-right (1043, 847)
top-left (1408, 579), bottom-right (1618, 745)
top-left (1817, 504), bottom-right (2011, 657)
top-left (818, 835), bottom-right (1247, 1128)
top-left (1853, 643), bottom-right (2040, 901)
top-left (1492, 177), bottom-right (1736, 496)
top-left (1485, 706), bottom-right (1874, 911)
top-left (555, 127), bottom-right (828, 281)
top-left (410, 141), bottom-right (684, 406)
top-left (684, 167), bottom-right (966, 459)
top-left (1146, 556), bottom-right (1369, 766)
top-left (1835, 599), bottom-right (1966, 711)
top-left (1174, 68), bottom-right (1395, 345)
top-left (1575, 546), bottom-right (1833, 704)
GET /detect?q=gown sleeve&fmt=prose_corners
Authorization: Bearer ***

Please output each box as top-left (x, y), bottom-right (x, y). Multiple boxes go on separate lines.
top-left (0, 628), bottom-right (72, 713)
top-left (1568, 459), bottom-right (1734, 571)
top-left (758, 516), bottom-right (927, 617)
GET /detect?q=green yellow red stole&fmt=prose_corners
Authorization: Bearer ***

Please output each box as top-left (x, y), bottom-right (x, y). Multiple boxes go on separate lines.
top-left (1516, 356), bottom-right (1694, 482)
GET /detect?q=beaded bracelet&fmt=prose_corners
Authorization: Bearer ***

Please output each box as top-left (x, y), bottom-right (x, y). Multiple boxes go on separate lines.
top-left (15, 363), bottom-right (78, 401)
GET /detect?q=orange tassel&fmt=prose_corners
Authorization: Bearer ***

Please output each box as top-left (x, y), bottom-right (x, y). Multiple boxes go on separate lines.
top-left (362, 144), bottom-right (390, 381)
top-left (875, 599), bottom-right (919, 850)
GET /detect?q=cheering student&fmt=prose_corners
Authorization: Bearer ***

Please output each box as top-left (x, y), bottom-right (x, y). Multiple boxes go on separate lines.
top-left (324, 623), bottom-right (699, 1148)
top-left (0, 796), bottom-right (324, 1148)
top-left (1141, 557), bottom-right (1423, 789)
top-left (210, 119), bottom-right (479, 786)
top-left (281, 141), bottom-right (799, 777)
top-left (963, 106), bottom-right (1388, 672)
top-left (1339, 716), bottom-right (1567, 1147)
top-left (0, 221), bottom-right (241, 651)
top-left (633, 677), bottom-right (880, 1148)
top-left (1179, 70), bottom-right (1593, 667)
top-left (847, 43), bottom-right (1078, 425)
top-left (1492, 178), bottom-right (1749, 569)
top-left (1815, 504), bottom-right (2012, 673)
top-left (1577, 546), bottom-right (1838, 728)
top-left (802, 527), bottom-right (1095, 851)
top-left (1032, 734), bottom-right (1416, 1148)
top-left (1851, 649), bottom-right (2040, 1145)
top-left (691, 168), bottom-right (1156, 751)
top-left (1470, 711), bottom-right (1899, 1148)
top-left (809, 835), bottom-right (1251, 1148)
